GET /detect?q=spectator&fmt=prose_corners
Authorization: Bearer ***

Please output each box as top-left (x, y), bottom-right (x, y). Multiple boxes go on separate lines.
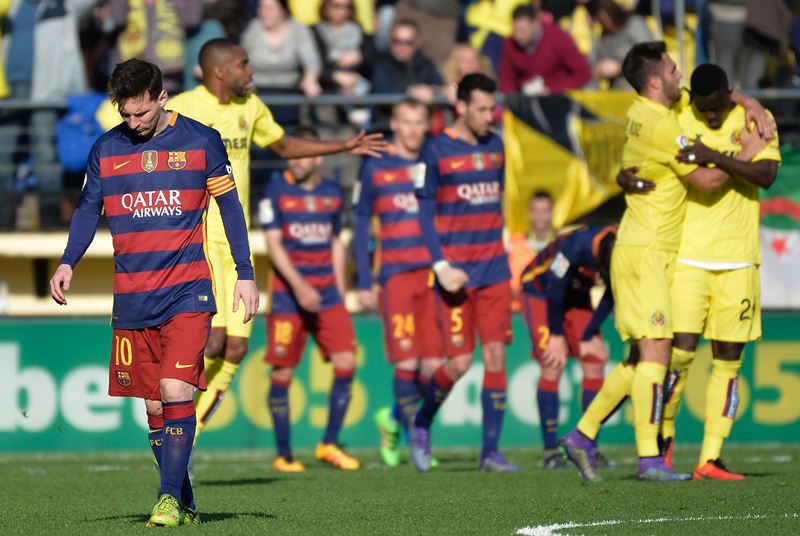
top-left (391, 0), bottom-right (460, 70)
top-left (371, 19), bottom-right (444, 103)
top-left (589, 0), bottom-right (652, 89)
top-left (108, 0), bottom-right (204, 93)
top-left (499, 4), bottom-right (591, 95)
top-left (313, 0), bottom-right (373, 96)
top-left (0, 0), bottom-right (95, 229)
top-left (440, 43), bottom-right (495, 104)
top-left (241, 0), bottom-right (321, 123)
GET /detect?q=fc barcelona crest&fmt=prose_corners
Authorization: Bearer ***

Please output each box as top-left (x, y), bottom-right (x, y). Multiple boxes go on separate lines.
top-left (304, 196), bottom-right (317, 212)
top-left (141, 150), bottom-right (158, 173)
top-left (116, 370), bottom-right (132, 387)
top-left (168, 151), bottom-right (187, 170)
top-left (472, 153), bottom-right (485, 171)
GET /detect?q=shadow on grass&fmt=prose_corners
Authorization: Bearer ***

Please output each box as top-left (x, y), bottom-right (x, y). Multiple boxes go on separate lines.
top-left (200, 477), bottom-right (282, 486)
top-left (91, 511), bottom-right (276, 524)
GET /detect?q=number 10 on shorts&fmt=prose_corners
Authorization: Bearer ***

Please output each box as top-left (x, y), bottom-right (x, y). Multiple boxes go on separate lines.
top-left (114, 335), bottom-right (133, 366)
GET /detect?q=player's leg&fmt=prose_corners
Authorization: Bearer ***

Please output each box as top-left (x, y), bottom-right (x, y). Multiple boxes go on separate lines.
top-left (660, 332), bottom-right (699, 467)
top-left (195, 328), bottom-right (226, 435)
top-left (314, 304), bottom-right (360, 470)
top-left (266, 313), bottom-right (306, 472)
top-left (475, 282), bottom-right (517, 472)
top-left (694, 266), bottom-right (758, 480)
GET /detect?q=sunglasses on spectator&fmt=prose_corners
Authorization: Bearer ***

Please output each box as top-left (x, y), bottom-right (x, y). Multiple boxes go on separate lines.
top-left (391, 38), bottom-right (416, 46)
top-left (328, 2), bottom-right (352, 9)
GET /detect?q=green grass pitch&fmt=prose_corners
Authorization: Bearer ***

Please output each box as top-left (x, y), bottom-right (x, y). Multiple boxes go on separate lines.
top-left (2, 444), bottom-right (799, 535)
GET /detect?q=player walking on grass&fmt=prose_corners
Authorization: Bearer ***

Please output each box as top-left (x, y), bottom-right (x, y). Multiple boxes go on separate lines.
top-left (353, 98), bottom-right (445, 467)
top-left (559, 42), bottom-right (768, 482)
top-left (260, 127), bottom-right (360, 472)
top-left (168, 38), bottom-right (384, 443)
top-left (411, 73), bottom-right (518, 473)
top-left (50, 59), bottom-right (259, 526)
top-left (520, 225), bottom-right (616, 469)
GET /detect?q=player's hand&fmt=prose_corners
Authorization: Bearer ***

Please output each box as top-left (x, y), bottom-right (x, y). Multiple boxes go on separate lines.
top-left (294, 280), bottom-right (322, 313)
top-left (579, 335), bottom-right (608, 363)
top-left (738, 124), bottom-right (769, 159)
top-left (677, 139), bottom-right (718, 166)
top-left (49, 263), bottom-right (73, 305)
top-left (542, 334), bottom-right (568, 370)
top-left (358, 288), bottom-right (378, 310)
top-left (436, 264), bottom-right (469, 294)
top-left (616, 166), bottom-right (654, 195)
top-left (344, 130), bottom-right (387, 158)
top-left (743, 102), bottom-right (775, 141)
top-left (232, 279), bottom-right (259, 324)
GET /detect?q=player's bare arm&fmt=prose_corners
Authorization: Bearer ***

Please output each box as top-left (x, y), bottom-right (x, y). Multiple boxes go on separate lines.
top-left (331, 234), bottom-right (347, 299)
top-left (265, 229), bottom-right (322, 312)
top-left (678, 131), bottom-right (768, 194)
top-left (677, 137), bottom-right (778, 189)
top-left (270, 130), bottom-right (387, 160)
top-left (50, 264), bottom-right (73, 305)
top-left (232, 279), bottom-right (259, 323)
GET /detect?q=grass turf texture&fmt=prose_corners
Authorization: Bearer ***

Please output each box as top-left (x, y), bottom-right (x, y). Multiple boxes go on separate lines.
top-left (2, 444), bottom-right (798, 535)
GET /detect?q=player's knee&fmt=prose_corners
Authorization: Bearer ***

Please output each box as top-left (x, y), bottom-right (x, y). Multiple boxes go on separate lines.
top-left (448, 354), bottom-right (473, 378)
top-left (581, 361), bottom-right (605, 380)
top-left (483, 343), bottom-right (506, 372)
top-left (331, 351), bottom-right (356, 372)
top-left (540, 364), bottom-right (561, 382)
top-left (144, 399), bottom-right (162, 416)
top-left (159, 378), bottom-right (195, 403)
top-left (673, 332), bottom-right (700, 352)
top-left (712, 341), bottom-right (744, 361)
top-left (396, 358), bottom-right (418, 372)
top-left (224, 337), bottom-right (249, 365)
top-left (271, 366), bottom-right (295, 384)
top-left (420, 357), bottom-right (445, 380)
top-left (205, 329), bottom-right (226, 358)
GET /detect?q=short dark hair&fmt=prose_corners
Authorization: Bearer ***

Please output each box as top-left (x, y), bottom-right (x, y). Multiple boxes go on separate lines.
top-left (690, 63), bottom-right (729, 98)
top-left (530, 190), bottom-right (553, 204)
top-left (198, 37), bottom-right (240, 70)
top-left (392, 97), bottom-right (429, 117)
top-left (107, 59), bottom-right (163, 106)
top-left (456, 73), bottom-right (496, 103)
top-left (621, 41), bottom-right (667, 94)
top-left (292, 126), bottom-right (320, 140)
top-left (512, 4), bottom-right (538, 21)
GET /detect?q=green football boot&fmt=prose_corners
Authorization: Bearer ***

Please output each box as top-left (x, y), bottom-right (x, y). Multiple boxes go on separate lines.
top-left (374, 407), bottom-right (401, 467)
top-left (147, 493), bottom-right (181, 527)
top-left (180, 505), bottom-right (201, 525)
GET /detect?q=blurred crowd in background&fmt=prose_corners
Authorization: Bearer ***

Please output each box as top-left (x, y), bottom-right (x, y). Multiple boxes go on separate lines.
top-left (0, 0), bottom-right (797, 231)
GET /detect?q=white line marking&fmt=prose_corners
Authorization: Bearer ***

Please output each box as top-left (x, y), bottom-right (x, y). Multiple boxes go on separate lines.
top-left (515, 513), bottom-right (800, 536)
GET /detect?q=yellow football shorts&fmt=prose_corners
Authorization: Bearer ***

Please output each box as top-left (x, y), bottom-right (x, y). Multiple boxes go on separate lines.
top-left (671, 262), bottom-right (761, 342)
top-left (208, 240), bottom-right (255, 339)
top-left (611, 245), bottom-right (675, 341)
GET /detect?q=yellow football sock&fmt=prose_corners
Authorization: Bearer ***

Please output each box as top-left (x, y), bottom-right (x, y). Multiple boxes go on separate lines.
top-left (698, 359), bottom-right (741, 465)
top-left (577, 363), bottom-right (634, 440)
top-left (632, 361), bottom-right (667, 457)
top-left (195, 360), bottom-right (240, 438)
top-left (660, 347), bottom-right (695, 441)
top-left (204, 355), bottom-right (225, 384)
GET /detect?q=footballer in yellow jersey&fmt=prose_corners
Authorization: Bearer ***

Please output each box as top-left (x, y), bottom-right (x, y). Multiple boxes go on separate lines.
top-left (658, 64), bottom-right (779, 481)
top-left (561, 43), bottom-right (768, 483)
top-left (166, 38), bottom-right (385, 448)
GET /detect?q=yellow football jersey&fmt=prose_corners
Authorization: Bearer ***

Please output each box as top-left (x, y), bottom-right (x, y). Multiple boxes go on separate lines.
top-left (168, 86), bottom-right (285, 243)
top-left (677, 105), bottom-right (781, 264)
top-left (617, 95), bottom-right (697, 251)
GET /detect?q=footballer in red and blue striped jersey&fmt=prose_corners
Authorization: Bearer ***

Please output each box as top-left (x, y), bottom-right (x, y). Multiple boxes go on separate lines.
top-left (411, 74), bottom-right (518, 474)
top-left (259, 140), bottom-right (359, 470)
top-left (520, 225), bottom-right (616, 460)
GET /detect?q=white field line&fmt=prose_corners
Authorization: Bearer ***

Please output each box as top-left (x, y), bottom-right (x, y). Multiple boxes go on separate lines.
top-left (516, 513), bottom-right (800, 536)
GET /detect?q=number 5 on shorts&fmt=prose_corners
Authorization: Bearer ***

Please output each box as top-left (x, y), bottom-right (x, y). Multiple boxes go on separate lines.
top-left (114, 335), bottom-right (133, 366)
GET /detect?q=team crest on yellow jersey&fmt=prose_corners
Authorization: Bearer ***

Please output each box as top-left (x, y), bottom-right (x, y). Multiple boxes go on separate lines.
top-left (117, 370), bottom-right (132, 387)
top-left (141, 150), bottom-right (158, 173)
top-left (472, 153), bottom-right (485, 170)
top-left (650, 311), bottom-right (667, 327)
top-left (167, 151), bottom-right (187, 170)
top-left (239, 116), bottom-right (247, 131)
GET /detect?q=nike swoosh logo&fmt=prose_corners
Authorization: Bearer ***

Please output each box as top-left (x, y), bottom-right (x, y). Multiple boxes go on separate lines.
top-left (148, 429), bottom-right (162, 434)
top-left (113, 160), bottom-right (131, 170)
top-left (451, 161), bottom-right (465, 169)
top-left (384, 174), bottom-right (395, 182)
top-left (175, 362), bottom-right (194, 369)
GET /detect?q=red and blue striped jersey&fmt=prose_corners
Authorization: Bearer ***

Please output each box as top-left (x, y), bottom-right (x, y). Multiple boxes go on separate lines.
top-left (260, 172), bottom-right (343, 313)
top-left (521, 226), bottom-right (616, 335)
top-left (353, 148), bottom-right (431, 289)
top-left (60, 112), bottom-right (254, 329)
top-left (417, 129), bottom-right (510, 288)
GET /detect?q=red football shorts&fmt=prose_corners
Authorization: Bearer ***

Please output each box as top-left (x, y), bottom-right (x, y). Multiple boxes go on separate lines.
top-left (438, 281), bottom-right (512, 357)
top-left (379, 268), bottom-right (443, 362)
top-left (108, 312), bottom-right (211, 399)
top-left (522, 294), bottom-right (596, 360)
top-left (265, 303), bottom-right (356, 367)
